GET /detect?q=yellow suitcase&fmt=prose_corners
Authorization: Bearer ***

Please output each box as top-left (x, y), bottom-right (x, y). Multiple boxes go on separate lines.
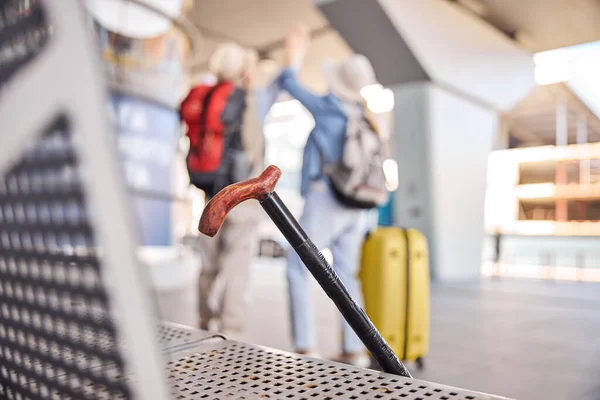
top-left (359, 227), bottom-right (430, 368)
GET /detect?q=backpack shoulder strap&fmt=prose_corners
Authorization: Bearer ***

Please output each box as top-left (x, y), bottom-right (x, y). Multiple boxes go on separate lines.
top-left (198, 83), bottom-right (225, 130)
top-left (221, 87), bottom-right (247, 126)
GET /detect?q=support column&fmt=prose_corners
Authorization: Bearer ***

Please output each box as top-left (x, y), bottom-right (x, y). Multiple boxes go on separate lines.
top-left (317, 0), bottom-right (534, 281)
top-left (496, 117), bottom-right (510, 150)
top-left (578, 113), bottom-right (590, 184)
top-left (555, 98), bottom-right (568, 146)
top-left (555, 162), bottom-right (568, 222)
top-left (577, 201), bottom-right (588, 221)
top-left (393, 83), bottom-right (496, 281)
top-left (577, 113), bottom-right (589, 221)
top-left (555, 97), bottom-right (569, 222)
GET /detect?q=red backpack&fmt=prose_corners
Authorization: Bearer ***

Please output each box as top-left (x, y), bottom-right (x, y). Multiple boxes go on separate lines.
top-left (181, 82), bottom-right (234, 173)
top-left (181, 81), bottom-right (250, 197)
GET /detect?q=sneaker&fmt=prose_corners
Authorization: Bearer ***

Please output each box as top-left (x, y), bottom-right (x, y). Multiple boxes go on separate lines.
top-left (199, 320), bottom-right (211, 332)
top-left (333, 352), bottom-right (371, 369)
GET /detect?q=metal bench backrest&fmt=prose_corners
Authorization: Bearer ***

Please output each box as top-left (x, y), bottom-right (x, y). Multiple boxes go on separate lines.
top-left (0, 1), bottom-right (169, 398)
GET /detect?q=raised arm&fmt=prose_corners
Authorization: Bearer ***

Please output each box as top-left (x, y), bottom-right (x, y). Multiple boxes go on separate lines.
top-left (275, 23), bottom-right (329, 115)
top-left (278, 68), bottom-right (328, 115)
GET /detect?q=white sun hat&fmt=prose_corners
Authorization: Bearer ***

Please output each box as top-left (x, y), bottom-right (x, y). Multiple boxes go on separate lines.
top-left (84, 0), bottom-right (184, 39)
top-left (209, 42), bottom-right (256, 82)
top-left (321, 54), bottom-right (378, 102)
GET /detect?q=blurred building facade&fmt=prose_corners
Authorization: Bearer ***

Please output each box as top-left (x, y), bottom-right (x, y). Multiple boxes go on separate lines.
top-left (484, 41), bottom-right (600, 282)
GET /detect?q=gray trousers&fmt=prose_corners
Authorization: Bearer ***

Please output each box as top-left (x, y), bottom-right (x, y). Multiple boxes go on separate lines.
top-left (198, 205), bottom-right (258, 334)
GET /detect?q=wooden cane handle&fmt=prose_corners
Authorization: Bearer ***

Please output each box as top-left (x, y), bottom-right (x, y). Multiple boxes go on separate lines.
top-left (198, 165), bottom-right (282, 237)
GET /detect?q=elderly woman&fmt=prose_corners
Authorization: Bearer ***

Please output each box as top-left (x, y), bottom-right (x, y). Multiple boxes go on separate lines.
top-left (278, 25), bottom-right (381, 367)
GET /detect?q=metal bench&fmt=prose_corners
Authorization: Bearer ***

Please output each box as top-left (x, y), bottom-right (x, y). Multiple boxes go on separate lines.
top-left (0, 1), bottom-right (510, 398)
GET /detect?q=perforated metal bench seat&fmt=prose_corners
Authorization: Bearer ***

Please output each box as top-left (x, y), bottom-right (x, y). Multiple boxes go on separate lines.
top-left (164, 339), bottom-right (510, 400)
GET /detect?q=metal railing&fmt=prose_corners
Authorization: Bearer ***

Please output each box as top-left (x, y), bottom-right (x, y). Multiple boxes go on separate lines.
top-left (481, 234), bottom-right (600, 282)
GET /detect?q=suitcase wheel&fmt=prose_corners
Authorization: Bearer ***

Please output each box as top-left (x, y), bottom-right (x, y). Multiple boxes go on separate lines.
top-left (415, 357), bottom-right (425, 370)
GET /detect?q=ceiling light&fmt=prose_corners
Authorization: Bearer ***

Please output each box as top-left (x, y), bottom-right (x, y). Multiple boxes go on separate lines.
top-left (361, 84), bottom-right (395, 114)
top-left (533, 48), bottom-right (570, 85)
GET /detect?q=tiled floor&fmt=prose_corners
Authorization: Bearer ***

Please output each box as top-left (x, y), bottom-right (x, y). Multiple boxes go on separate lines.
top-left (238, 258), bottom-right (600, 400)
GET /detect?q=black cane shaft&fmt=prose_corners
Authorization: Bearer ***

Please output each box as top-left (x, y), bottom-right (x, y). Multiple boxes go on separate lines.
top-left (293, 239), bottom-right (411, 377)
top-left (260, 192), bottom-right (411, 378)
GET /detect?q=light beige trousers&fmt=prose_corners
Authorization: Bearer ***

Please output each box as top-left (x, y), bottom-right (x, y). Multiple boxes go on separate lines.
top-left (198, 205), bottom-right (259, 334)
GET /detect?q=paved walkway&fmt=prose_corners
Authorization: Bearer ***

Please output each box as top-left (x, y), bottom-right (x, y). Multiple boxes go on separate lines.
top-left (238, 258), bottom-right (600, 400)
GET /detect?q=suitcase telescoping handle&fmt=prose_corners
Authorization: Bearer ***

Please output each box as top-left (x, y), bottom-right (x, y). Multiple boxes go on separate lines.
top-left (199, 165), bottom-right (412, 378)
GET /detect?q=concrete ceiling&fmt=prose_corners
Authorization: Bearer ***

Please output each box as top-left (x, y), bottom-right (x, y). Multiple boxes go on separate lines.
top-left (507, 83), bottom-right (600, 147)
top-left (452, 0), bottom-right (600, 52)
top-left (187, 0), bottom-right (600, 65)
top-left (185, 0), bottom-right (600, 93)
top-left (188, 0), bottom-right (328, 49)
top-left (186, 0), bottom-right (350, 92)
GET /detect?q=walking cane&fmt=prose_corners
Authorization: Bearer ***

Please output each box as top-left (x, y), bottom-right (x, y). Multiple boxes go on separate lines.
top-left (199, 165), bottom-right (412, 378)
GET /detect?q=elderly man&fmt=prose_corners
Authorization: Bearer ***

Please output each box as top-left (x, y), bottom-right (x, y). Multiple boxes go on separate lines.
top-left (181, 42), bottom-right (282, 336)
